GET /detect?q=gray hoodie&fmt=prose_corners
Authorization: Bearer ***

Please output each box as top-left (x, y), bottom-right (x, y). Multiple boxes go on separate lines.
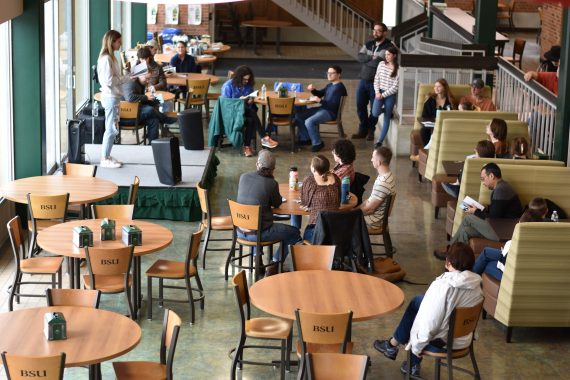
top-left (407, 270), bottom-right (483, 356)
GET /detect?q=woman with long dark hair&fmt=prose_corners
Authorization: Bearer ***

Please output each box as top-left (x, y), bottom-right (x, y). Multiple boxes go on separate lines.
top-left (372, 46), bottom-right (400, 147)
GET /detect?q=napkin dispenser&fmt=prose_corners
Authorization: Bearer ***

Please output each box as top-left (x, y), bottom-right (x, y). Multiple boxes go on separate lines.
top-left (100, 218), bottom-right (116, 241)
top-left (122, 225), bottom-right (142, 246)
top-left (44, 312), bottom-right (67, 341)
top-left (73, 226), bottom-right (93, 248)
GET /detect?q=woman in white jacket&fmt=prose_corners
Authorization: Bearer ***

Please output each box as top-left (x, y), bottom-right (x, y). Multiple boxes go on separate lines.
top-left (97, 30), bottom-right (133, 168)
top-left (374, 242), bottom-right (483, 378)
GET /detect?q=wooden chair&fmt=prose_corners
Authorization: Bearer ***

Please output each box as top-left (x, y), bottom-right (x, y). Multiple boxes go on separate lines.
top-left (6, 216), bottom-right (63, 311)
top-left (1, 352), bottom-right (66, 380)
top-left (267, 96), bottom-right (296, 152)
top-left (405, 300), bottom-right (484, 380)
top-left (128, 176), bottom-right (140, 205)
top-left (230, 271), bottom-right (292, 380)
top-left (113, 309), bottom-right (181, 380)
top-left (63, 162), bottom-right (96, 218)
top-left (119, 101), bottom-right (146, 145)
top-left (497, 0), bottom-right (516, 30)
top-left (295, 309), bottom-right (354, 380)
top-left (91, 204), bottom-right (135, 219)
top-left (197, 182), bottom-right (233, 270)
top-left (146, 228), bottom-right (205, 324)
top-left (176, 78), bottom-right (210, 115)
top-left (505, 38), bottom-right (526, 69)
top-left (27, 193), bottom-right (69, 257)
top-left (225, 199), bottom-right (283, 281)
top-left (305, 353), bottom-right (368, 380)
top-left (291, 245), bottom-right (335, 271)
top-left (46, 288), bottom-right (101, 308)
top-left (83, 245), bottom-right (134, 319)
top-left (368, 193), bottom-right (397, 257)
top-left (318, 95), bottom-right (347, 138)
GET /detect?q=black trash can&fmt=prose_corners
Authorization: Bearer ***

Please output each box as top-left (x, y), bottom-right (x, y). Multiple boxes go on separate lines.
top-left (178, 109), bottom-right (204, 150)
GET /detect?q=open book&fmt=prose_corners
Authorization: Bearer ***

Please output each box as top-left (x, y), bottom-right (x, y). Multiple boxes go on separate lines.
top-left (247, 90), bottom-right (258, 98)
top-left (460, 196), bottom-right (485, 212)
top-left (496, 240), bottom-right (512, 272)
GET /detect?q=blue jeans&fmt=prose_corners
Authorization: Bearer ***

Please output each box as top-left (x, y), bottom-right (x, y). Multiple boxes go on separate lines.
top-left (372, 92), bottom-right (397, 144)
top-left (295, 107), bottom-right (333, 146)
top-left (356, 80), bottom-right (377, 135)
top-left (393, 295), bottom-right (447, 366)
top-left (139, 104), bottom-right (162, 143)
top-left (303, 224), bottom-right (315, 242)
top-left (291, 215), bottom-right (302, 229)
top-left (472, 247), bottom-right (504, 281)
top-left (237, 223), bottom-right (301, 262)
top-left (101, 96), bottom-right (120, 158)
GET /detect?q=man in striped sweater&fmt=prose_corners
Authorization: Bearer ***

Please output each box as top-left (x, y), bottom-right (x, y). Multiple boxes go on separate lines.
top-left (360, 146), bottom-right (396, 228)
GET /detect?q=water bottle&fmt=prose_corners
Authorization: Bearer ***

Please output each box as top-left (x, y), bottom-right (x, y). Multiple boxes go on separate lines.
top-left (291, 83), bottom-right (297, 97)
top-left (289, 167), bottom-right (299, 191)
top-left (341, 176), bottom-right (350, 204)
top-left (261, 84), bottom-right (267, 100)
top-left (551, 210), bottom-right (559, 222)
top-left (92, 101), bottom-right (99, 117)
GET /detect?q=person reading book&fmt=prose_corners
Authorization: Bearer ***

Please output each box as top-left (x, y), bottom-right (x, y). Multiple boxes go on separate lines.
top-left (434, 162), bottom-right (523, 260)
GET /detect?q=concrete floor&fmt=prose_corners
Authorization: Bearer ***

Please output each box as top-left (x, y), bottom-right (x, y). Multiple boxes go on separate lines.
top-left (2, 35), bottom-right (569, 379)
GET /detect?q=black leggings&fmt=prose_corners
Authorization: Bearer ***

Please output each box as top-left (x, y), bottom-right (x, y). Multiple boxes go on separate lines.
top-left (244, 107), bottom-right (265, 147)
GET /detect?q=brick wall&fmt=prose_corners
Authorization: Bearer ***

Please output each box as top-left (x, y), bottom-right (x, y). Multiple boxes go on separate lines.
top-left (540, 4), bottom-right (562, 57)
top-left (147, 5), bottom-right (210, 38)
top-left (446, 0), bottom-right (538, 13)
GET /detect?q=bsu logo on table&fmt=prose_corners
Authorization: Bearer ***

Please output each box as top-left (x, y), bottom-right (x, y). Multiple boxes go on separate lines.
top-left (19, 370), bottom-right (47, 377)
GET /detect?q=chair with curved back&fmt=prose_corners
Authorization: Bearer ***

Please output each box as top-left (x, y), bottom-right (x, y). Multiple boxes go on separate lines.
top-left (505, 37), bottom-right (526, 69)
top-left (6, 215), bottom-right (63, 311)
top-left (318, 95), bottom-right (347, 138)
top-left (305, 353), bottom-right (368, 380)
top-left (177, 78), bottom-right (210, 116)
top-left (230, 271), bottom-right (292, 380)
top-left (91, 204), bottom-right (135, 220)
top-left (404, 300), bottom-right (484, 380)
top-left (113, 309), bottom-right (182, 380)
top-left (197, 182), bottom-right (233, 270)
top-left (63, 162), bottom-right (97, 177)
top-left (368, 193), bottom-right (397, 258)
top-left (146, 228), bottom-right (205, 324)
top-left (267, 96), bottom-right (296, 152)
top-left (83, 245), bottom-right (134, 319)
top-left (291, 245), bottom-right (335, 271)
top-left (27, 193), bottom-right (69, 257)
top-left (225, 200), bottom-right (284, 281)
top-left (295, 309), bottom-right (354, 380)
top-left (497, 0), bottom-right (516, 30)
top-left (119, 101), bottom-right (146, 145)
top-left (46, 288), bottom-right (101, 308)
top-left (128, 176), bottom-right (140, 205)
top-left (1, 352), bottom-right (66, 380)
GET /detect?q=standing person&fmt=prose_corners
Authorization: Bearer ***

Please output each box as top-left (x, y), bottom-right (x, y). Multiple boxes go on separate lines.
top-left (236, 151), bottom-right (301, 276)
top-left (373, 242), bottom-right (483, 378)
top-left (459, 78), bottom-right (496, 111)
top-left (353, 22), bottom-right (395, 141)
top-left (295, 65), bottom-right (348, 152)
top-left (360, 146), bottom-right (396, 229)
top-left (221, 65), bottom-right (278, 157)
top-left (371, 46), bottom-right (400, 147)
top-left (419, 78), bottom-right (456, 146)
top-left (97, 30), bottom-right (136, 168)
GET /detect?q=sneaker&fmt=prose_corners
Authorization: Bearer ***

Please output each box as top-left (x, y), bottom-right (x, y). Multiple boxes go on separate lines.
top-left (351, 131), bottom-right (367, 139)
top-left (100, 158), bottom-right (122, 169)
top-left (373, 339), bottom-right (399, 360)
top-left (366, 130), bottom-right (375, 141)
top-left (311, 142), bottom-right (325, 152)
top-left (243, 146), bottom-right (254, 157)
top-left (261, 136), bottom-right (279, 149)
top-left (108, 156), bottom-right (123, 165)
top-left (400, 361), bottom-right (423, 378)
top-left (375, 141), bottom-right (383, 149)
top-left (434, 246), bottom-right (449, 260)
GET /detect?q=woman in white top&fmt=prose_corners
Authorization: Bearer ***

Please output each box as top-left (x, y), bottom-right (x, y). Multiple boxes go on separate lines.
top-left (371, 46), bottom-right (400, 147)
top-left (97, 30), bottom-right (134, 168)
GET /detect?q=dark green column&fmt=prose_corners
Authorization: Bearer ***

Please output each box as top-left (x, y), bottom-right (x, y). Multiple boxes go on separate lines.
top-left (131, 3), bottom-right (147, 45)
top-left (553, 9), bottom-right (570, 163)
top-left (90, 0), bottom-right (111, 76)
top-left (12, 0), bottom-right (42, 179)
top-left (473, 0), bottom-right (497, 57)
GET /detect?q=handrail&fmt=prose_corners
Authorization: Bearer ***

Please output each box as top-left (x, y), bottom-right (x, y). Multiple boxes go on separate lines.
top-left (431, 5), bottom-right (474, 43)
top-left (392, 12), bottom-right (428, 48)
top-left (400, 54), bottom-right (497, 69)
top-left (337, 0), bottom-right (375, 24)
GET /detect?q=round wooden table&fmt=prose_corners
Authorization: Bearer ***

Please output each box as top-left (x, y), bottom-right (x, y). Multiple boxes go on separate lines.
top-left (253, 91), bottom-right (316, 107)
top-left (155, 52), bottom-right (217, 66)
top-left (273, 184), bottom-right (357, 215)
top-left (0, 176), bottom-right (118, 206)
top-left (0, 306), bottom-right (141, 377)
top-left (241, 20), bottom-right (292, 55)
top-left (94, 90), bottom-right (175, 103)
top-left (203, 44), bottom-right (231, 55)
top-left (249, 270), bottom-right (405, 321)
top-left (166, 72), bottom-right (220, 86)
top-left (37, 218), bottom-right (173, 316)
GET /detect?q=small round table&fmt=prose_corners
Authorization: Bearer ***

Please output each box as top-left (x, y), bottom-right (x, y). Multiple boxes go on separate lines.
top-left (37, 219), bottom-right (174, 316)
top-left (0, 306), bottom-right (141, 378)
top-left (94, 91), bottom-right (175, 103)
top-left (249, 270), bottom-right (405, 321)
top-left (0, 176), bottom-right (118, 206)
top-left (166, 72), bottom-right (220, 86)
top-left (273, 184), bottom-right (357, 215)
top-left (203, 44), bottom-right (231, 55)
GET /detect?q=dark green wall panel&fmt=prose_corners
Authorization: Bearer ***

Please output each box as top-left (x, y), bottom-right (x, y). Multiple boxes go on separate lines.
top-left (90, 0), bottom-right (111, 76)
top-left (131, 3), bottom-right (147, 45)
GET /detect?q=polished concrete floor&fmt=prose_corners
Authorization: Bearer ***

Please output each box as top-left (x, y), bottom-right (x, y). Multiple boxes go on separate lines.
top-left (1, 36), bottom-right (569, 379)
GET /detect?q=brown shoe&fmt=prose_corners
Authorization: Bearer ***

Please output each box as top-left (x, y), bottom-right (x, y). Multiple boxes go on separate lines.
top-left (243, 146), bottom-right (254, 157)
top-left (433, 246), bottom-right (449, 260)
top-left (351, 132), bottom-right (367, 139)
top-left (265, 262), bottom-right (279, 277)
top-left (366, 130), bottom-right (375, 141)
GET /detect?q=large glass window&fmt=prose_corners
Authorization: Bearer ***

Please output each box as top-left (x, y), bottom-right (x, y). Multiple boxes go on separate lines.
top-left (73, 0), bottom-right (90, 112)
top-left (111, 0), bottom-right (131, 49)
top-left (0, 21), bottom-right (14, 186)
top-left (44, 0), bottom-right (59, 172)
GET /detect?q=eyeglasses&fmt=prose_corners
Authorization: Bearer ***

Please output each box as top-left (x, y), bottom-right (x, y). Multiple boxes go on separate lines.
top-left (327, 71), bottom-right (338, 75)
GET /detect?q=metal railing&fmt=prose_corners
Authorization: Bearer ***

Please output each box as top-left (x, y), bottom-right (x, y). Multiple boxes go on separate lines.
top-left (495, 58), bottom-right (557, 157)
top-left (417, 38), bottom-right (486, 56)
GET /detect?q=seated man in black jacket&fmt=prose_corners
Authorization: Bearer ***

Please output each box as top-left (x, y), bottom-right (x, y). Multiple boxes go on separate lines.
top-left (435, 162), bottom-right (522, 260)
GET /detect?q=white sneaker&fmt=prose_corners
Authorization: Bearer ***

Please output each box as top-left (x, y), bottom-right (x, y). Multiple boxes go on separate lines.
top-left (108, 156), bottom-right (123, 164)
top-left (100, 158), bottom-right (122, 169)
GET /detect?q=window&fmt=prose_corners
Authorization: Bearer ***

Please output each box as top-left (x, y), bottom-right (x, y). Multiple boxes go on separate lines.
top-left (44, 0), bottom-right (59, 172)
top-left (0, 21), bottom-right (14, 186)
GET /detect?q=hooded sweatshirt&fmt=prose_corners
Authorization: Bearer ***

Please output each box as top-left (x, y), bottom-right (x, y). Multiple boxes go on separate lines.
top-left (407, 270), bottom-right (483, 356)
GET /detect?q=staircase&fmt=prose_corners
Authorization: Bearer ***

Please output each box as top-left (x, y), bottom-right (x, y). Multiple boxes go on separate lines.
top-left (270, 0), bottom-right (372, 59)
